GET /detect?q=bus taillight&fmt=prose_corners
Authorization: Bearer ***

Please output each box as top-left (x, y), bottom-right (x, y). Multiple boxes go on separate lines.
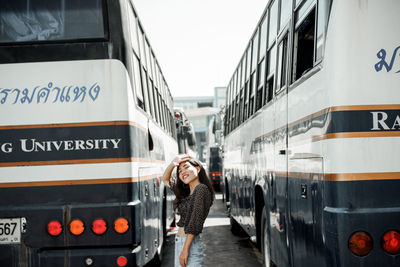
top-left (69, 219), bottom-right (85, 236)
top-left (348, 231), bottom-right (373, 256)
top-left (47, 220), bottom-right (62, 236)
top-left (116, 256), bottom-right (128, 266)
top-left (92, 219), bottom-right (107, 235)
top-left (117, 256), bottom-right (128, 267)
top-left (382, 230), bottom-right (400, 255)
top-left (114, 218), bottom-right (129, 234)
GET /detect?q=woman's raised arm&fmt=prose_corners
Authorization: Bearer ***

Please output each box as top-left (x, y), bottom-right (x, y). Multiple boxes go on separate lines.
top-left (162, 154), bottom-right (190, 187)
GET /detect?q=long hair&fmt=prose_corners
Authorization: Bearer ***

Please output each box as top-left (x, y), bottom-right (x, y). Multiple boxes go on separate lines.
top-left (173, 158), bottom-right (215, 210)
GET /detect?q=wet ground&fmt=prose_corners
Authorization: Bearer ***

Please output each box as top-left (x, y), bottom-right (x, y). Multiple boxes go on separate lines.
top-left (153, 193), bottom-right (263, 267)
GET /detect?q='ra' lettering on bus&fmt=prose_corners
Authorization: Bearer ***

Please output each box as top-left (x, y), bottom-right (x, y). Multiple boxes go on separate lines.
top-left (20, 138), bottom-right (122, 152)
top-left (371, 111), bottom-right (400, 130)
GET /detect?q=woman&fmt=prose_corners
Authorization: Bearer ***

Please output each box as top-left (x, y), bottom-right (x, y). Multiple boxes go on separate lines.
top-left (162, 154), bottom-right (215, 267)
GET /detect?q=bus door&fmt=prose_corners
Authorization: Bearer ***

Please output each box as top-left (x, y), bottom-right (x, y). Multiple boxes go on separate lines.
top-left (138, 166), bottom-right (160, 264)
top-left (269, 93), bottom-right (290, 266)
top-left (288, 157), bottom-right (324, 266)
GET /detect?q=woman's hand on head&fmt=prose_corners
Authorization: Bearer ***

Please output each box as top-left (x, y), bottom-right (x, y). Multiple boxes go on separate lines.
top-left (172, 155), bottom-right (190, 167)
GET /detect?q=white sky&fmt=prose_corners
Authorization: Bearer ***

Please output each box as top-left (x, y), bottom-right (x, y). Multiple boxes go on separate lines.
top-left (132, 0), bottom-right (268, 97)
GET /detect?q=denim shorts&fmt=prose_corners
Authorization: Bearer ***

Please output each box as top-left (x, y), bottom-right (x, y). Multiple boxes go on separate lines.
top-left (174, 235), bottom-right (204, 267)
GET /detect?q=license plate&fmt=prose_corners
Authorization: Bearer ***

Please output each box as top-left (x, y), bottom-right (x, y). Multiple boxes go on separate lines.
top-left (0, 218), bottom-right (22, 244)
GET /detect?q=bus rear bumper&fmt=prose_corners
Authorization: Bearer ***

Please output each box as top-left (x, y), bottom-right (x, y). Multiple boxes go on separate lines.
top-left (324, 206), bottom-right (400, 267)
top-left (39, 246), bottom-right (139, 267)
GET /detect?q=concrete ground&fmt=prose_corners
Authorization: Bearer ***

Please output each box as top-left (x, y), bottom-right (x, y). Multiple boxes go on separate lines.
top-left (152, 193), bottom-right (263, 267)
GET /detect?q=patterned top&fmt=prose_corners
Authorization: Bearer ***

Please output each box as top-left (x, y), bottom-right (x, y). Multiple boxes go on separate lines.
top-left (170, 181), bottom-right (212, 235)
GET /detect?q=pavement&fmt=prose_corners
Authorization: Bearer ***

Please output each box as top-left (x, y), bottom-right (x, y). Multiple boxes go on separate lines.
top-left (154, 193), bottom-right (263, 267)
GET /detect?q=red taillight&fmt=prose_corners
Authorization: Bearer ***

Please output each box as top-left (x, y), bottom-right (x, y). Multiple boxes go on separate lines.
top-left (348, 231), bottom-right (373, 256)
top-left (47, 220), bottom-right (62, 236)
top-left (383, 230), bottom-right (400, 254)
top-left (92, 219), bottom-right (107, 235)
top-left (117, 256), bottom-right (128, 266)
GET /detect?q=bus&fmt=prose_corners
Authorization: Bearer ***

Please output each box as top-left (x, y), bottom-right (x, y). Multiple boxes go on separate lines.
top-left (174, 107), bottom-right (198, 159)
top-left (223, 0), bottom-right (400, 266)
top-left (205, 113), bottom-right (223, 191)
top-left (0, 0), bottom-right (177, 266)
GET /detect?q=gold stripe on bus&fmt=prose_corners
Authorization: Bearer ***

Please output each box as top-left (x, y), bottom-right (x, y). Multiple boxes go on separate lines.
top-left (287, 172), bottom-right (400, 181)
top-left (325, 172), bottom-right (400, 181)
top-left (313, 131), bottom-right (400, 142)
top-left (0, 157), bottom-right (166, 167)
top-left (0, 120), bottom-right (145, 131)
top-left (0, 174), bottom-right (164, 188)
top-left (330, 104), bottom-right (400, 111)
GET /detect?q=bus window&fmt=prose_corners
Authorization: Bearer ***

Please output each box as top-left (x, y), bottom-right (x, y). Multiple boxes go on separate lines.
top-left (127, 3), bottom-right (140, 57)
top-left (132, 55), bottom-right (145, 109)
top-left (241, 56), bottom-right (246, 89)
top-left (138, 25), bottom-right (147, 69)
top-left (279, 0), bottom-right (292, 31)
top-left (235, 95), bottom-right (240, 127)
top-left (266, 76), bottom-right (274, 104)
top-left (276, 34), bottom-right (288, 91)
top-left (256, 57), bottom-right (265, 111)
top-left (249, 72), bottom-right (256, 116)
top-left (293, 7), bottom-right (316, 81)
top-left (145, 39), bottom-right (153, 78)
top-left (266, 44), bottom-right (276, 102)
top-left (316, 0), bottom-right (330, 62)
top-left (148, 79), bottom-right (157, 121)
top-left (251, 30), bottom-right (259, 73)
top-left (141, 67), bottom-right (151, 115)
top-left (259, 14), bottom-right (268, 61)
top-left (268, 0), bottom-right (278, 48)
top-left (246, 46), bottom-right (252, 82)
top-left (243, 82), bottom-right (249, 121)
top-left (0, 0), bottom-right (105, 43)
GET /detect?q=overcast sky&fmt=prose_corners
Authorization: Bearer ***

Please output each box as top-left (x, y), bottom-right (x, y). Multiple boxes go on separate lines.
top-left (133, 0), bottom-right (267, 97)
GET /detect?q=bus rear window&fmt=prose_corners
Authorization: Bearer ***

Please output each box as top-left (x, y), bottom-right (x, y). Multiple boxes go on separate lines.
top-left (0, 0), bottom-right (106, 43)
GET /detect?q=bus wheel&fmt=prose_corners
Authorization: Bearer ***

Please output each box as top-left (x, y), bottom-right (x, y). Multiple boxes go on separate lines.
top-left (261, 208), bottom-right (274, 267)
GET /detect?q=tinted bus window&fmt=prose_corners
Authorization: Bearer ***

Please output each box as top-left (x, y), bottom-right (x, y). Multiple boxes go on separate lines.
top-left (0, 0), bottom-right (105, 43)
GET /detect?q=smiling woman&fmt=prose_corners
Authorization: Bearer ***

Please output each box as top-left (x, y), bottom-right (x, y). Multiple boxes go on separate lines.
top-left (162, 155), bottom-right (215, 267)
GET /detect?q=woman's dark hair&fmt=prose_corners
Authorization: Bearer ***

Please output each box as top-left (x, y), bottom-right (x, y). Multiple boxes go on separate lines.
top-left (173, 158), bottom-right (215, 210)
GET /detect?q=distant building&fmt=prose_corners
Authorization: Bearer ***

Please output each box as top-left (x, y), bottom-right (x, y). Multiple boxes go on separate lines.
top-left (174, 87), bottom-right (226, 162)
top-left (214, 86), bottom-right (226, 109)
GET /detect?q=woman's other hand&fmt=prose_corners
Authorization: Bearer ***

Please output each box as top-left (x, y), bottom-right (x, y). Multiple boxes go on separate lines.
top-left (179, 248), bottom-right (189, 267)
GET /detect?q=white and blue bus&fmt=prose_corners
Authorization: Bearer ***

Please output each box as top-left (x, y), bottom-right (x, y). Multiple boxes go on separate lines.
top-left (0, 0), bottom-right (177, 266)
top-left (223, 0), bottom-right (400, 266)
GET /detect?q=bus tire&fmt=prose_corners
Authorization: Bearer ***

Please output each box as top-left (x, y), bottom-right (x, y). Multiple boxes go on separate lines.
top-left (261, 208), bottom-right (274, 267)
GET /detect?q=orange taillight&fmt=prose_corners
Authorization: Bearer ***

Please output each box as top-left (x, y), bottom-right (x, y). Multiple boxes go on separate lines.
top-left (92, 219), bottom-right (107, 235)
top-left (114, 218), bottom-right (129, 234)
top-left (69, 219), bottom-right (85, 236)
top-left (382, 230), bottom-right (400, 255)
top-left (47, 220), bottom-right (62, 237)
top-left (349, 231), bottom-right (373, 256)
